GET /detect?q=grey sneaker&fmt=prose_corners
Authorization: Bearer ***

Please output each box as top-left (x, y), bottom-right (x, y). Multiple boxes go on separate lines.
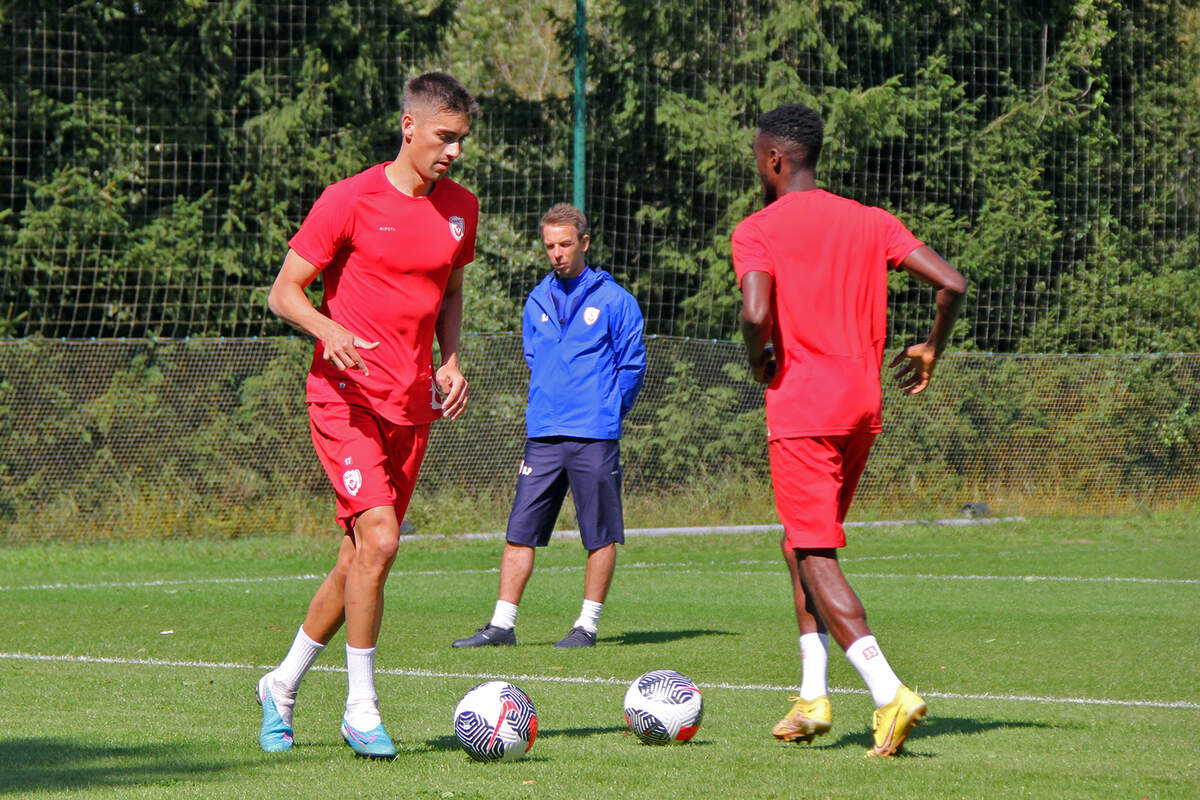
top-left (452, 624), bottom-right (516, 648)
top-left (554, 626), bottom-right (596, 648)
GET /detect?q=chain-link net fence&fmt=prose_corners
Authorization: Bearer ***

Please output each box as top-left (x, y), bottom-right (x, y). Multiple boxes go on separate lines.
top-left (1, 2), bottom-right (1198, 540)
top-left (2, 337), bottom-right (1196, 542)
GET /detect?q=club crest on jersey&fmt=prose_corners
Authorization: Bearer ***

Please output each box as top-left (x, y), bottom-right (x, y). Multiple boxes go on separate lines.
top-left (449, 215), bottom-right (465, 242)
top-left (342, 469), bottom-right (362, 497)
top-left (583, 307), bottom-right (600, 326)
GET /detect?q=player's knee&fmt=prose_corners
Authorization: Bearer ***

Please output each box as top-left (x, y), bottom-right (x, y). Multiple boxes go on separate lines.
top-left (353, 517), bottom-right (401, 568)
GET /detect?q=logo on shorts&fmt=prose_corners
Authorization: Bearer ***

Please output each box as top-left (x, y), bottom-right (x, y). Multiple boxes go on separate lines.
top-left (449, 215), bottom-right (465, 242)
top-left (583, 307), bottom-right (600, 326)
top-left (342, 469), bottom-right (362, 497)
top-left (518, 459), bottom-right (533, 476)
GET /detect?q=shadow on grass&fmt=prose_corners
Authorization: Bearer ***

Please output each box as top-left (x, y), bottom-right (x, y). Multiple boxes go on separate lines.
top-left (0, 737), bottom-right (239, 795)
top-left (810, 716), bottom-right (1057, 754)
top-left (422, 724), bottom-right (629, 753)
top-left (606, 629), bottom-right (737, 645)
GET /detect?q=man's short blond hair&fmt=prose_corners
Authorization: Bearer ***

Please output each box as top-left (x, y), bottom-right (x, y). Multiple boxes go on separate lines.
top-left (540, 203), bottom-right (588, 238)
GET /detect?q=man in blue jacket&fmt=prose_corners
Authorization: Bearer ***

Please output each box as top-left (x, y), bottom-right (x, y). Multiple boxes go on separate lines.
top-left (453, 203), bottom-right (646, 648)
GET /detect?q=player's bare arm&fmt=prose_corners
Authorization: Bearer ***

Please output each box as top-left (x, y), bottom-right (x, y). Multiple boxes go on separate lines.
top-left (739, 270), bottom-right (777, 385)
top-left (267, 249), bottom-right (379, 376)
top-left (889, 245), bottom-right (967, 395)
top-left (434, 266), bottom-right (469, 419)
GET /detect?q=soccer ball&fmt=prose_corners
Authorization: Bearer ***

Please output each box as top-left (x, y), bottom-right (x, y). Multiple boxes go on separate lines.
top-left (453, 681), bottom-right (538, 761)
top-left (623, 669), bottom-right (703, 745)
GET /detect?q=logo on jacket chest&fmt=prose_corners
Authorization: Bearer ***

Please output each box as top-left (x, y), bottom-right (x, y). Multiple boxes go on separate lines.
top-left (449, 215), bottom-right (465, 242)
top-left (583, 307), bottom-right (600, 326)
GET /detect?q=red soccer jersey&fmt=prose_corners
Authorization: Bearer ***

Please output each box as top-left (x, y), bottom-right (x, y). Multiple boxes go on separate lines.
top-left (731, 189), bottom-right (923, 439)
top-left (289, 163), bottom-right (478, 425)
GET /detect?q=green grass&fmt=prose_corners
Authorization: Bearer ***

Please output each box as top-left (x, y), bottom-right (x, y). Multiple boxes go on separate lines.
top-left (1, 511), bottom-right (1198, 798)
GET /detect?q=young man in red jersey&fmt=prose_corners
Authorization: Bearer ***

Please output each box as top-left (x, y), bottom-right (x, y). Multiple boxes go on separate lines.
top-left (258, 72), bottom-right (480, 759)
top-left (733, 103), bottom-right (966, 757)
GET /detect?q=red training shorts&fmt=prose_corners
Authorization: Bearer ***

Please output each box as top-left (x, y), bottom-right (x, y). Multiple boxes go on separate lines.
top-left (308, 402), bottom-right (431, 533)
top-left (769, 433), bottom-right (876, 549)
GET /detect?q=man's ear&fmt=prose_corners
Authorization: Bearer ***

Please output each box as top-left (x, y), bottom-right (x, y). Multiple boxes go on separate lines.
top-left (400, 112), bottom-right (416, 143)
top-left (768, 147), bottom-right (784, 174)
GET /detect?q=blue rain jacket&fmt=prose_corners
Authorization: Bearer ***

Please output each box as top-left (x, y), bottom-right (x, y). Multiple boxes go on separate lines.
top-left (522, 266), bottom-right (646, 439)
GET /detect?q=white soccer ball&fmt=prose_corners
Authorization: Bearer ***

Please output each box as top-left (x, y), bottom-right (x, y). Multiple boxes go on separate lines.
top-left (453, 680), bottom-right (538, 761)
top-left (623, 669), bottom-right (704, 745)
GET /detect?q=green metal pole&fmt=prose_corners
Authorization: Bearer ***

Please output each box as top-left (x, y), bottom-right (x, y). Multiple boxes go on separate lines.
top-left (573, 0), bottom-right (587, 214)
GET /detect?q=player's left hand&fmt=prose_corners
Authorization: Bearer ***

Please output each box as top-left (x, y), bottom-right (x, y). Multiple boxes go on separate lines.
top-left (749, 346), bottom-right (777, 385)
top-left (436, 361), bottom-right (469, 419)
top-left (889, 342), bottom-right (938, 395)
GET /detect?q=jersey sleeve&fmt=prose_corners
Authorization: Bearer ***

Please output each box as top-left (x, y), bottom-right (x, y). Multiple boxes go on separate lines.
top-left (872, 206), bottom-right (925, 270)
top-left (731, 217), bottom-right (773, 284)
top-left (288, 184), bottom-right (353, 270)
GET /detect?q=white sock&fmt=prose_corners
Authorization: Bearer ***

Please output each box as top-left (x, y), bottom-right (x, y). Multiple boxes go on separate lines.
top-left (490, 600), bottom-right (519, 630)
top-left (845, 635), bottom-right (903, 706)
top-left (573, 599), bottom-right (603, 633)
top-left (344, 644), bottom-right (381, 730)
top-left (266, 626), bottom-right (325, 726)
top-left (798, 632), bottom-right (829, 700)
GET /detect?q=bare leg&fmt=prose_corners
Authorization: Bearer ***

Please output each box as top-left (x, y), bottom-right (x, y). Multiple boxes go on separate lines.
top-left (498, 542), bottom-right (536, 605)
top-left (794, 547), bottom-right (870, 650)
top-left (583, 542), bottom-right (617, 603)
top-left (300, 534), bottom-right (356, 644)
top-left (782, 535), bottom-right (826, 636)
top-left (343, 505), bottom-right (401, 649)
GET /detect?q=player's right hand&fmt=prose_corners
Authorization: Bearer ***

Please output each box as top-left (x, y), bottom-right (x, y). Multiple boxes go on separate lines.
top-left (322, 327), bottom-right (379, 376)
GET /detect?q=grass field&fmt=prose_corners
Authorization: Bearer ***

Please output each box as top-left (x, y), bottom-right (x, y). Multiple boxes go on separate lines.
top-left (1, 511), bottom-right (1198, 799)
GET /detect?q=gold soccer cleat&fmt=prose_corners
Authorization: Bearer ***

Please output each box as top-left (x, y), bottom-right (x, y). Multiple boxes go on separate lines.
top-left (867, 685), bottom-right (927, 757)
top-left (772, 695), bottom-right (833, 744)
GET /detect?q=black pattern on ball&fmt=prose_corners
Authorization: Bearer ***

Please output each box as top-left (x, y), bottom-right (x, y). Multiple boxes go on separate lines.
top-left (497, 684), bottom-right (537, 740)
top-left (625, 708), bottom-right (670, 745)
top-left (637, 669), bottom-right (699, 705)
top-left (454, 710), bottom-right (505, 762)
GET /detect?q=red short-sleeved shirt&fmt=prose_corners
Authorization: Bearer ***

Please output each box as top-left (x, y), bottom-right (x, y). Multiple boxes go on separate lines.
top-left (289, 163), bottom-right (478, 425)
top-left (732, 189), bottom-right (923, 439)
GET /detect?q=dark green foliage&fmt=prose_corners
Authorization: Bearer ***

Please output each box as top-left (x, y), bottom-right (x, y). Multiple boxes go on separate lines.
top-left (1, 1), bottom-right (1196, 349)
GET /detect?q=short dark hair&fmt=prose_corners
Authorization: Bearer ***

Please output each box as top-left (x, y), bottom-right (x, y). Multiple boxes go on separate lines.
top-left (402, 72), bottom-right (480, 120)
top-left (757, 104), bottom-right (824, 169)
top-left (540, 203), bottom-right (588, 238)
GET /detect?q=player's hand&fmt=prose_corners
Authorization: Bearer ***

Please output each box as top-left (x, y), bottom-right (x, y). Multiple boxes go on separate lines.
top-left (436, 361), bottom-right (469, 420)
top-left (749, 346), bottom-right (777, 385)
top-left (889, 342), bottom-right (938, 395)
top-left (321, 326), bottom-right (378, 376)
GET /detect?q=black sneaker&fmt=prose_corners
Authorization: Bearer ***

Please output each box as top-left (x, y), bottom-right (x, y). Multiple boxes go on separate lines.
top-left (553, 626), bottom-right (596, 648)
top-left (452, 623), bottom-right (516, 648)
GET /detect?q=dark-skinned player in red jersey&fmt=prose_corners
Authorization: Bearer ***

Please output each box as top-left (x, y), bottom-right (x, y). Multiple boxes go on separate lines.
top-left (732, 103), bottom-right (967, 757)
top-left (259, 72), bottom-right (480, 760)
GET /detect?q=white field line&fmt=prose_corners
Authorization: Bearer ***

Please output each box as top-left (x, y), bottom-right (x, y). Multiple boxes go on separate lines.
top-left (3, 557), bottom-right (1197, 592)
top-left (415, 516), bottom-right (1027, 542)
top-left (1, 651), bottom-right (1197, 711)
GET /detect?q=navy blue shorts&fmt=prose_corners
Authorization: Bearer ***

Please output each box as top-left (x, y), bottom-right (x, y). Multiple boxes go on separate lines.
top-left (505, 437), bottom-right (625, 550)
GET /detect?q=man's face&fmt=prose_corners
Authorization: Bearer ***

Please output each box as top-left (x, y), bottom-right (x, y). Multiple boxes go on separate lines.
top-left (401, 106), bottom-right (472, 184)
top-left (753, 130), bottom-right (779, 205)
top-left (542, 223), bottom-right (590, 280)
